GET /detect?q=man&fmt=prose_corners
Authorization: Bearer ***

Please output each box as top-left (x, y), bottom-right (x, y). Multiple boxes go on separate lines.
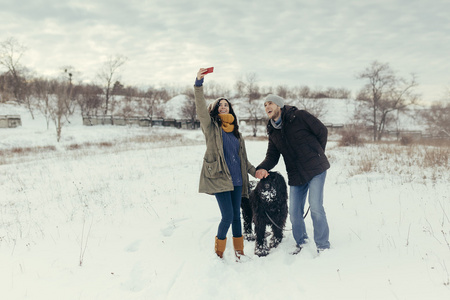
top-left (255, 94), bottom-right (330, 253)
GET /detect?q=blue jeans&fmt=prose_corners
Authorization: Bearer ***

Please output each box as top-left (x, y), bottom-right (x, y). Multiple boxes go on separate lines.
top-left (289, 171), bottom-right (330, 249)
top-left (215, 186), bottom-right (243, 240)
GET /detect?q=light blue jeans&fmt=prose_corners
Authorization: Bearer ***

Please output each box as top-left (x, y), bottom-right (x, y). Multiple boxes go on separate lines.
top-left (289, 171), bottom-right (330, 249)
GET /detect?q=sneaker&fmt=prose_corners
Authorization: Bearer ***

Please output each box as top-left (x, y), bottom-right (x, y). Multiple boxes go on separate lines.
top-left (291, 245), bottom-right (303, 255)
top-left (317, 247), bottom-right (329, 254)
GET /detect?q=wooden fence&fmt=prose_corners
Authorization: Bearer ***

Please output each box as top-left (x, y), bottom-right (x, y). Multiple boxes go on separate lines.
top-left (82, 115), bottom-right (200, 129)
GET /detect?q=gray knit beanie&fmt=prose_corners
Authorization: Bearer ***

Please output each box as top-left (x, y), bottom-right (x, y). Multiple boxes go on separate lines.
top-left (264, 94), bottom-right (285, 108)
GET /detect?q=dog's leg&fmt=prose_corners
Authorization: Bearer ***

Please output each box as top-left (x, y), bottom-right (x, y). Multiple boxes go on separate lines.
top-left (254, 220), bottom-right (269, 257)
top-left (269, 224), bottom-right (283, 248)
top-left (241, 197), bottom-right (255, 241)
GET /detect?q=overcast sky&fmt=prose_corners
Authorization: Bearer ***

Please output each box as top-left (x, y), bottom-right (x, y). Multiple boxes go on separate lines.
top-left (1, 0), bottom-right (449, 103)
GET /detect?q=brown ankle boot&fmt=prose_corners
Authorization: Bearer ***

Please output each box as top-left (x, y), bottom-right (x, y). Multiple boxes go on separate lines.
top-left (233, 236), bottom-right (245, 259)
top-left (215, 236), bottom-right (227, 258)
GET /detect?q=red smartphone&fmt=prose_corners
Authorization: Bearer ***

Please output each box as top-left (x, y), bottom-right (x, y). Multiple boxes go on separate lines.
top-left (202, 67), bottom-right (214, 74)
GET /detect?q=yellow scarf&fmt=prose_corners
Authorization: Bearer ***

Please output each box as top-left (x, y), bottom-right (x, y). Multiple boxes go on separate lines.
top-left (218, 114), bottom-right (235, 133)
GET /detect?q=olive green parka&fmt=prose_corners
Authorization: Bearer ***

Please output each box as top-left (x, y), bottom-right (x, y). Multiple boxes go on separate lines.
top-left (194, 85), bottom-right (256, 198)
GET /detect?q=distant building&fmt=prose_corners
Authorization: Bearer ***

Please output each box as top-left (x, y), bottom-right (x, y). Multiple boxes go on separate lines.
top-left (0, 115), bottom-right (21, 128)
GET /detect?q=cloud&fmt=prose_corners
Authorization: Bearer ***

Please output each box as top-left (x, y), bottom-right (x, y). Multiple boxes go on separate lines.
top-left (1, 0), bottom-right (449, 102)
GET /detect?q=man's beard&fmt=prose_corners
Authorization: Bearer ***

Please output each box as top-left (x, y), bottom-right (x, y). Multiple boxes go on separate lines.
top-left (271, 109), bottom-right (281, 120)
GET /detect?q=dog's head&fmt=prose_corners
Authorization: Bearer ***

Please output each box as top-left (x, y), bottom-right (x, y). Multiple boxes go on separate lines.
top-left (256, 171), bottom-right (286, 203)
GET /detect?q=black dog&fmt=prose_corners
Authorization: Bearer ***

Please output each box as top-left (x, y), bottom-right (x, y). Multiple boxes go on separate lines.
top-left (242, 171), bottom-right (288, 256)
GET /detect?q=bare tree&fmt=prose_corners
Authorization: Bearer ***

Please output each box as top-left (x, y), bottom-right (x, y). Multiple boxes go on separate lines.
top-left (296, 85), bottom-right (311, 98)
top-left (356, 61), bottom-right (419, 141)
top-left (97, 55), bottom-right (127, 115)
top-left (140, 88), bottom-right (167, 118)
top-left (233, 73), bottom-right (263, 135)
top-left (118, 96), bottom-right (134, 120)
top-left (421, 101), bottom-right (450, 137)
top-left (241, 100), bottom-right (266, 137)
top-left (291, 86), bottom-right (327, 119)
top-left (49, 70), bottom-right (73, 142)
top-left (59, 66), bottom-right (80, 119)
top-left (112, 80), bottom-right (125, 95)
top-left (234, 79), bottom-right (245, 99)
top-left (20, 72), bottom-right (36, 119)
top-left (203, 81), bottom-right (231, 100)
top-left (310, 86), bottom-right (328, 99)
top-left (234, 72), bottom-right (261, 101)
top-left (0, 73), bottom-right (11, 102)
top-left (276, 85), bottom-right (290, 99)
top-left (246, 73), bottom-right (261, 101)
top-left (293, 97), bottom-right (327, 119)
top-left (33, 77), bottom-right (54, 128)
top-left (76, 84), bottom-right (103, 116)
top-left (291, 85), bottom-right (351, 100)
top-left (0, 37), bottom-right (28, 102)
top-left (182, 88), bottom-right (196, 125)
top-left (259, 85), bottom-right (274, 96)
top-left (334, 87), bottom-right (352, 99)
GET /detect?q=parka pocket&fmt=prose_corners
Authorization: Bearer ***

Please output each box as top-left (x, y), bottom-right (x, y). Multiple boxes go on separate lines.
top-left (203, 159), bottom-right (222, 178)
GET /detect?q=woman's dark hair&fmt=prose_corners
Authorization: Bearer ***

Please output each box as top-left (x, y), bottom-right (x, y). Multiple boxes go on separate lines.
top-left (209, 97), bottom-right (240, 138)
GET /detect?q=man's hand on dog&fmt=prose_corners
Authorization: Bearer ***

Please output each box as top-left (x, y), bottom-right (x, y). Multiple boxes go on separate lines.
top-left (255, 169), bottom-right (269, 179)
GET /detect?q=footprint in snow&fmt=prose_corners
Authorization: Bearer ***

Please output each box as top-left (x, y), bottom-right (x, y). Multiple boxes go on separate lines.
top-left (160, 218), bottom-right (189, 237)
top-left (125, 240), bottom-right (142, 252)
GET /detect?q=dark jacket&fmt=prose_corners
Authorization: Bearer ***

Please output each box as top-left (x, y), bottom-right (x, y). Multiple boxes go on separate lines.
top-left (257, 105), bottom-right (330, 186)
top-left (194, 85), bottom-right (256, 197)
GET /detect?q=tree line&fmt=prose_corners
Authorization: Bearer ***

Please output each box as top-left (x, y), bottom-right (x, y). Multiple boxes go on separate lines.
top-left (1, 37), bottom-right (449, 142)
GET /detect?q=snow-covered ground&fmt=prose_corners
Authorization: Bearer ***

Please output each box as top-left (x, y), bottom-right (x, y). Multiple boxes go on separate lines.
top-left (0, 104), bottom-right (449, 299)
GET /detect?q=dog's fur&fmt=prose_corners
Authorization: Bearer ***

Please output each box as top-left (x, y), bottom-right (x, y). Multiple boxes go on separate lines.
top-left (241, 171), bottom-right (288, 256)
top-left (241, 180), bottom-right (257, 241)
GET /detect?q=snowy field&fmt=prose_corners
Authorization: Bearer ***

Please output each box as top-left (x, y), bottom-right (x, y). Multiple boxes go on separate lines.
top-left (0, 104), bottom-right (449, 300)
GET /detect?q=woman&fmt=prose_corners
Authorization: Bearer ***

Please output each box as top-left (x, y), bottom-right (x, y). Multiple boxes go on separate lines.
top-left (194, 68), bottom-right (259, 259)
